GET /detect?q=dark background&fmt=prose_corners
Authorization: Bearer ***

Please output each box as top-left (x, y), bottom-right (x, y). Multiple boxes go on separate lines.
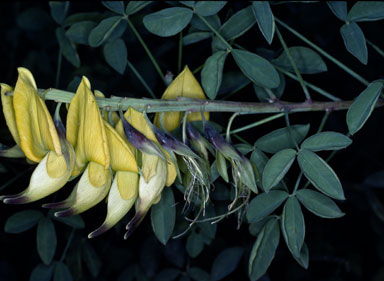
top-left (1, 2), bottom-right (384, 281)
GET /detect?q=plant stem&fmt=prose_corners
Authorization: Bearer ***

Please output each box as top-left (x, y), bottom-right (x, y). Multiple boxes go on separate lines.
top-left (367, 39), bottom-right (384, 58)
top-left (230, 113), bottom-right (285, 134)
top-left (226, 112), bottom-right (239, 141)
top-left (127, 60), bottom-right (157, 99)
top-left (192, 64), bottom-right (204, 74)
top-left (276, 27), bottom-right (311, 101)
top-left (178, 31), bottom-right (183, 73)
top-left (196, 14), bottom-right (232, 51)
top-left (27, 88), bottom-right (384, 114)
top-left (55, 50), bottom-right (62, 89)
top-left (317, 110), bottom-right (331, 133)
top-left (59, 228), bottom-right (75, 262)
top-left (126, 18), bottom-right (166, 84)
top-left (275, 17), bottom-right (369, 86)
top-left (284, 109), bottom-right (300, 150)
top-left (275, 66), bottom-right (340, 101)
top-left (292, 172), bottom-right (303, 195)
top-left (222, 81), bottom-right (251, 100)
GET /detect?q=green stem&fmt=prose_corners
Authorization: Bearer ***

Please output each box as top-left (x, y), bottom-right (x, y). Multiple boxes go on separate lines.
top-left (275, 17), bottom-right (369, 86)
top-left (222, 81), bottom-right (251, 100)
top-left (27, 88), bottom-right (384, 114)
top-left (232, 133), bottom-right (251, 145)
top-left (126, 18), bottom-right (166, 84)
top-left (276, 27), bottom-right (311, 101)
top-left (178, 31), bottom-right (183, 73)
top-left (127, 60), bottom-right (157, 99)
top-left (59, 228), bottom-right (75, 262)
top-left (226, 112), bottom-right (239, 141)
top-left (196, 14), bottom-right (232, 51)
top-left (292, 172), bottom-right (303, 195)
top-left (275, 66), bottom-right (340, 101)
top-left (192, 64), bottom-right (204, 74)
top-left (230, 113), bottom-right (285, 134)
top-left (367, 39), bottom-right (384, 59)
top-left (317, 110), bottom-right (331, 133)
top-left (284, 109), bottom-right (299, 150)
top-left (55, 50), bottom-right (63, 89)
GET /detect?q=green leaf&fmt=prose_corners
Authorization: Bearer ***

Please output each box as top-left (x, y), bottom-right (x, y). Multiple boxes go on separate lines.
top-left (340, 22), bottom-right (367, 64)
top-left (37, 217), bottom-right (57, 265)
top-left (262, 148), bottom-right (296, 192)
top-left (186, 232), bottom-right (204, 258)
top-left (247, 190), bottom-right (289, 223)
top-left (255, 124), bottom-right (310, 154)
top-left (232, 49), bottom-right (280, 89)
top-left (211, 35), bottom-right (227, 52)
top-left (273, 46), bottom-right (327, 74)
top-left (180, 1), bottom-right (196, 8)
top-left (250, 148), bottom-right (269, 176)
top-left (293, 242), bottom-right (309, 269)
top-left (126, 1), bottom-right (153, 16)
top-left (216, 151), bottom-right (229, 182)
top-left (30, 263), bottom-right (54, 281)
top-left (190, 14), bottom-right (221, 32)
top-left (53, 215), bottom-right (85, 229)
top-left (219, 6), bottom-right (256, 41)
top-left (281, 197), bottom-right (305, 258)
top-left (49, 2), bottom-right (70, 25)
top-left (248, 218), bottom-right (280, 281)
top-left (56, 27), bottom-right (80, 68)
top-left (183, 32), bottom-right (211, 45)
top-left (239, 158), bottom-right (258, 193)
top-left (297, 149), bottom-right (345, 200)
top-left (82, 241), bottom-right (101, 277)
top-left (301, 131), bottom-right (352, 151)
top-left (4, 210), bottom-right (43, 233)
top-left (102, 1), bottom-right (125, 15)
top-left (54, 262), bottom-right (73, 281)
top-left (234, 143), bottom-right (254, 155)
top-left (253, 72), bottom-right (285, 101)
top-left (327, 1), bottom-right (347, 21)
top-left (249, 217), bottom-right (271, 236)
top-left (211, 247), bottom-right (244, 281)
top-left (194, 1), bottom-right (226, 17)
top-left (252, 1), bottom-right (275, 44)
top-left (64, 12), bottom-right (104, 27)
top-left (201, 51), bottom-right (227, 100)
top-left (151, 188), bottom-right (176, 245)
top-left (188, 267), bottom-right (210, 281)
top-left (103, 38), bottom-right (127, 74)
top-left (143, 7), bottom-right (193, 37)
top-left (348, 1), bottom-right (384, 22)
top-left (296, 189), bottom-right (345, 218)
top-left (218, 71), bottom-right (250, 96)
top-left (88, 16), bottom-right (122, 47)
top-left (65, 21), bottom-right (97, 45)
top-left (346, 81), bottom-right (382, 135)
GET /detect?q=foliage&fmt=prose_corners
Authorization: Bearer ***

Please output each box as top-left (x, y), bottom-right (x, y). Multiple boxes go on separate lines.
top-left (1, 1), bottom-right (384, 281)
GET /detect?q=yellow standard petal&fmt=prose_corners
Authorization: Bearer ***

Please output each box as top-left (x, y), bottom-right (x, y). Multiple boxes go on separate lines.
top-left (13, 67), bottom-right (62, 162)
top-left (66, 77), bottom-right (110, 176)
top-left (88, 171), bottom-right (139, 238)
top-left (104, 121), bottom-right (138, 173)
top-left (154, 66), bottom-right (209, 132)
top-left (1, 83), bottom-right (21, 146)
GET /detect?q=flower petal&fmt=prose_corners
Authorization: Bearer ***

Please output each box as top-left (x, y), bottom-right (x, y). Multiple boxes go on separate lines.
top-left (1, 83), bottom-right (21, 146)
top-left (154, 66), bottom-right (209, 132)
top-left (13, 67), bottom-right (62, 162)
top-left (54, 161), bottom-right (112, 217)
top-left (124, 158), bottom-right (167, 239)
top-left (66, 77), bottom-right (110, 176)
top-left (88, 171), bottom-right (138, 238)
top-left (1, 140), bottom-right (75, 204)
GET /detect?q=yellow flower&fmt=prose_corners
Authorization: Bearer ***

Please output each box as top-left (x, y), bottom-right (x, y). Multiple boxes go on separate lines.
top-left (154, 66), bottom-right (209, 132)
top-left (88, 121), bottom-right (139, 238)
top-left (50, 77), bottom-right (112, 216)
top-left (1, 67), bottom-right (75, 203)
top-left (115, 108), bottom-right (176, 238)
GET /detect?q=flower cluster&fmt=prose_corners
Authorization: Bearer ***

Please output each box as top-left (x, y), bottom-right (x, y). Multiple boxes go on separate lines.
top-left (0, 66), bottom-right (258, 239)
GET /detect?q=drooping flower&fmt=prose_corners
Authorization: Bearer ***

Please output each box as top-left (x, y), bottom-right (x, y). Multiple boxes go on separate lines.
top-left (45, 77), bottom-right (112, 216)
top-left (0, 67), bottom-right (75, 204)
top-left (154, 66), bottom-right (209, 132)
top-left (115, 108), bottom-right (177, 238)
top-left (88, 121), bottom-right (138, 238)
